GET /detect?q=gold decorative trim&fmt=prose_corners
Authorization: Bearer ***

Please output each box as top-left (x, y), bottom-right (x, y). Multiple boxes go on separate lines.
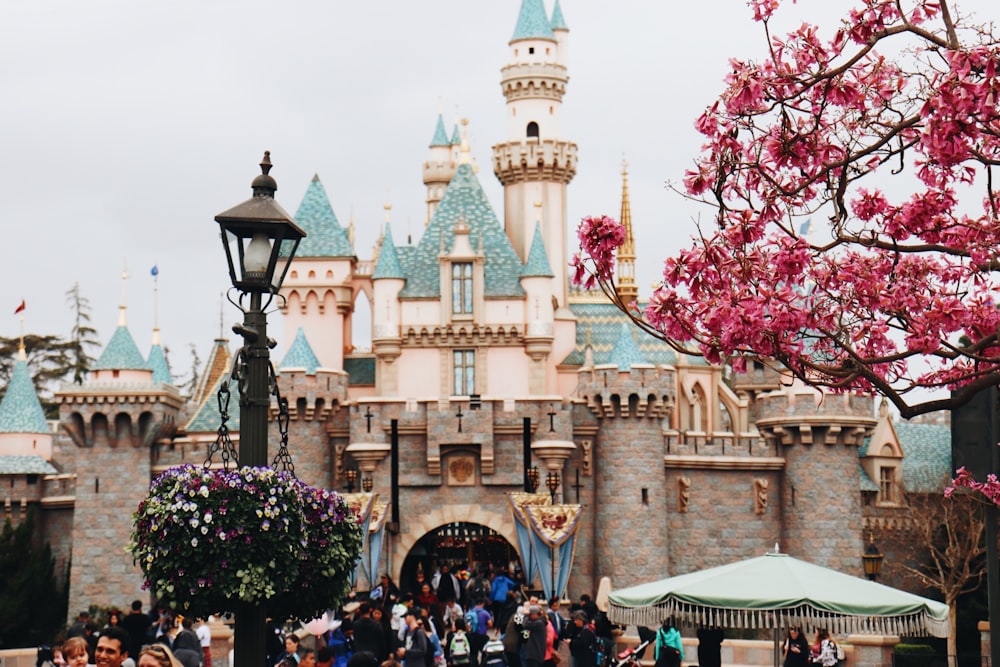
top-left (664, 455), bottom-right (785, 471)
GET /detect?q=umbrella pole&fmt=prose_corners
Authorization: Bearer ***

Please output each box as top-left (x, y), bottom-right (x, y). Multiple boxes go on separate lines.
top-left (773, 628), bottom-right (781, 667)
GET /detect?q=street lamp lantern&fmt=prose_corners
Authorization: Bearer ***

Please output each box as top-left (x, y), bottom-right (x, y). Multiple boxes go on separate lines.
top-left (215, 152), bottom-right (305, 667)
top-left (362, 476), bottom-right (373, 493)
top-left (216, 151), bottom-right (305, 296)
top-left (862, 533), bottom-right (884, 581)
top-left (546, 471), bottom-right (560, 503)
top-left (527, 466), bottom-right (540, 493)
top-left (346, 469), bottom-right (358, 493)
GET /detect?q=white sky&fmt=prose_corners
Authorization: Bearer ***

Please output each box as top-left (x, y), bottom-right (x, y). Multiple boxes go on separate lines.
top-left (1, 0), bottom-right (995, 379)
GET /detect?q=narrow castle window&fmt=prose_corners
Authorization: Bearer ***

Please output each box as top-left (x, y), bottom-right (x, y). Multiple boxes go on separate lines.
top-left (453, 349), bottom-right (475, 395)
top-left (527, 121), bottom-right (539, 139)
top-left (879, 467), bottom-right (895, 504)
top-left (452, 262), bottom-right (473, 315)
top-left (529, 47), bottom-right (535, 54)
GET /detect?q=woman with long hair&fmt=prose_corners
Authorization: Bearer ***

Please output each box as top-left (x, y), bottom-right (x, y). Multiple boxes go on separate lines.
top-left (137, 644), bottom-right (183, 667)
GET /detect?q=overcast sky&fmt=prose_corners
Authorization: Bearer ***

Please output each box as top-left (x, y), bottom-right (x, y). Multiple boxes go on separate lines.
top-left (1, 0), bottom-right (995, 380)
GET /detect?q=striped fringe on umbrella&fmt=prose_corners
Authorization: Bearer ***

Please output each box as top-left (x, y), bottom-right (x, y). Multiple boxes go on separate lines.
top-left (607, 601), bottom-right (950, 637)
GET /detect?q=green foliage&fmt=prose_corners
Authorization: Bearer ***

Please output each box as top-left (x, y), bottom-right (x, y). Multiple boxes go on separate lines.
top-left (895, 645), bottom-right (937, 656)
top-left (65, 283), bottom-right (100, 386)
top-left (0, 510), bottom-right (67, 648)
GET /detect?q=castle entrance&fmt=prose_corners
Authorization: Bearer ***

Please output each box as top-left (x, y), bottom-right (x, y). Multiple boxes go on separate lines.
top-left (399, 521), bottom-right (520, 592)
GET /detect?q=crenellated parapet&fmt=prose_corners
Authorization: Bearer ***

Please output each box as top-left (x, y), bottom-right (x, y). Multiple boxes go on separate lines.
top-left (499, 62), bottom-right (569, 102)
top-left (492, 139), bottom-right (577, 185)
top-left (273, 368), bottom-right (349, 422)
top-left (754, 384), bottom-right (876, 448)
top-left (576, 364), bottom-right (675, 420)
top-left (57, 383), bottom-right (184, 449)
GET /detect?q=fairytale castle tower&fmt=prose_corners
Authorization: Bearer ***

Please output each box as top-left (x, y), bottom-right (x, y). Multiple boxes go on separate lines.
top-left (492, 0), bottom-right (577, 310)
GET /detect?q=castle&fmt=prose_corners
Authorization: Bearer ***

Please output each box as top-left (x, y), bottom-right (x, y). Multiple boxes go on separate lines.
top-left (0, 0), bottom-right (950, 618)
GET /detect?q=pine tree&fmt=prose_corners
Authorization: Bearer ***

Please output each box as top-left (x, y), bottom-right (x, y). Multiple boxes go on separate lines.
top-left (65, 283), bottom-right (99, 385)
top-left (0, 510), bottom-right (66, 648)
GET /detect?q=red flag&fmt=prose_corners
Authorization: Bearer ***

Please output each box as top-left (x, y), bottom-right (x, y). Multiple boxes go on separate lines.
top-left (14, 300), bottom-right (25, 314)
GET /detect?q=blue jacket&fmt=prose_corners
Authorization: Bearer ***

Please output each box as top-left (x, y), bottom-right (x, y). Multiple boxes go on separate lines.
top-left (490, 575), bottom-right (515, 602)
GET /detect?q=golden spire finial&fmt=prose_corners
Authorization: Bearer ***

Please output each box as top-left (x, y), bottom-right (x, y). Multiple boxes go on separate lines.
top-left (119, 262), bottom-right (129, 327)
top-left (616, 156), bottom-right (638, 303)
top-left (459, 118), bottom-right (471, 164)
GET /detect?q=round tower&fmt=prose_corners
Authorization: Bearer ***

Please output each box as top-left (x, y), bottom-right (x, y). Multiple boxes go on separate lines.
top-left (423, 111), bottom-right (458, 223)
top-left (578, 326), bottom-right (676, 588)
top-left (754, 381), bottom-right (876, 570)
top-left (492, 0), bottom-right (577, 308)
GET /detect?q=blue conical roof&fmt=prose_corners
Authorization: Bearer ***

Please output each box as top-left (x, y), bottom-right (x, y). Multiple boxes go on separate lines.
top-left (279, 328), bottom-right (321, 375)
top-left (522, 222), bottom-right (554, 277)
top-left (511, 0), bottom-right (555, 41)
top-left (372, 224), bottom-right (406, 280)
top-left (291, 175), bottom-right (354, 258)
top-left (431, 114), bottom-right (450, 147)
top-left (93, 326), bottom-right (150, 371)
top-left (0, 358), bottom-right (49, 433)
top-left (608, 323), bottom-right (648, 370)
top-left (450, 124), bottom-right (462, 146)
top-left (400, 163), bottom-right (524, 299)
top-left (185, 376), bottom-right (240, 433)
top-left (148, 343), bottom-right (172, 384)
top-left (550, 0), bottom-right (568, 30)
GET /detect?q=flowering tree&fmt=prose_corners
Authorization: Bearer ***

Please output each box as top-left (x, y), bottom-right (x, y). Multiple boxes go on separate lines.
top-left (573, 0), bottom-right (1000, 419)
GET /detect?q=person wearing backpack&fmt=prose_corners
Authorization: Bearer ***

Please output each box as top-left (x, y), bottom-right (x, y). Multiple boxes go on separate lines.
top-left (445, 619), bottom-right (472, 667)
top-left (398, 611), bottom-right (429, 667)
top-left (465, 571), bottom-right (492, 610)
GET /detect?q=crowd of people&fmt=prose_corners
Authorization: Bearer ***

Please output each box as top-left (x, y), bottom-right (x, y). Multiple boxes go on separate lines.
top-left (43, 602), bottom-right (213, 667)
top-left (283, 565), bottom-right (617, 667)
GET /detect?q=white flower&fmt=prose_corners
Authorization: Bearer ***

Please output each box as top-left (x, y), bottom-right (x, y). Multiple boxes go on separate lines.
top-left (191, 537), bottom-right (199, 547)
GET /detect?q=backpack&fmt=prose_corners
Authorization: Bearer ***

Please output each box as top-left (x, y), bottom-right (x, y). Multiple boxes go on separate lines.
top-left (450, 632), bottom-right (471, 665)
top-left (468, 577), bottom-right (490, 602)
top-left (482, 639), bottom-right (506, 667)
top-left (464, 610), bottom-right (479, 634)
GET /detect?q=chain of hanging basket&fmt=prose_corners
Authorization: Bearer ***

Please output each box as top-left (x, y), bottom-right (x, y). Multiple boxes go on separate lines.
top-left (269, 361), bottom-right (294, 474)
top-left (205, 378), bottom-right (239, 470)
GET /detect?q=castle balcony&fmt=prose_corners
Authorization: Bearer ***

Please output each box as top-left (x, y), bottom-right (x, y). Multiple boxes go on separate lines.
top-left (492, 139), bottom-right (578, 185)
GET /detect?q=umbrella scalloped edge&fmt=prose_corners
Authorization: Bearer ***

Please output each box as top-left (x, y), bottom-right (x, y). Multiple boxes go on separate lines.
top-left (607, 601), bottom-right (949, 638)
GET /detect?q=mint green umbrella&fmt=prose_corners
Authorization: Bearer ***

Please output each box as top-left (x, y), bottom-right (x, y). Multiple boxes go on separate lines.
top-left (607, 552), bottom-right (949, 637)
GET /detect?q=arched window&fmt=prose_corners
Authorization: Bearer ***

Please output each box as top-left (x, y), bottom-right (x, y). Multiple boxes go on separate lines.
top-left (526, 121), bottom-right (539, 139)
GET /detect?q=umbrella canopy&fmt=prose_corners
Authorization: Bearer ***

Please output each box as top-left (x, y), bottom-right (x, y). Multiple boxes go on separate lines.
top-left (607, 552), bottom-right (949, 638)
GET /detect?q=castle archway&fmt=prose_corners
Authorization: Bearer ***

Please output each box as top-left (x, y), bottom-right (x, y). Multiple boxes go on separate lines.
top-left (392, 506), bottom-right (520, 586)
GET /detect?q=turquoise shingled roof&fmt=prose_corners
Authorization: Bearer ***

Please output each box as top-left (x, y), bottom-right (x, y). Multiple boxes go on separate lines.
top-left (896, 422), bottom-right (952, 493)
top-left (562, 301), bottom-right (678, 367)
top-left (372, 224), bottom-right (406, 280)
top-left (279, 328), bottom-right (321, 375)
top-left (522, 222), bottom-right (554, 277)
top-left (93, 326), bottom-right (151, 371)
top-left (399, 163), bottom-right (525, 299)
top-left (431, 114), bottom-right (450, 147)
top-left (148, 344), bottom-right (172, 384)
top-left (550, 0), bottom-right (568, 30)
top-left (0, 455), bottom-right (57, 475)
top-left (186, 377), bottom-right (241, 434)
top-left (451, 124), bottom-right (462, 146)
top-left (858, 465), bottom-right (880, 492)
top-left (608, 323), bottom-right (648, 370)
top-left (291, 176), bottom-right (354, 258)
top-left (0, 359), bottom-right (49, 433)
top-left (344, 357), bottom-right (375, 386)
top-left (511, 0), bottom-right (556, 41)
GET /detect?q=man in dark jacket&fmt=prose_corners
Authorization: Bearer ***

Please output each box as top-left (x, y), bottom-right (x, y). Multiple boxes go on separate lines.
top-left (397, 610), bottom-right (429, 667)
top-left (353, 603), bottom-right (387, 661)
top-left (565, 612), bottom-right (596, 667)
top-left (521, 606), bottom-right (548, 667)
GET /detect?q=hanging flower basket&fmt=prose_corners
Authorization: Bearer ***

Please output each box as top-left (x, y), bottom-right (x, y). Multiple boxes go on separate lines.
top-left (128, 465), bottom-right (306, 617)
top-left (268, 485), bottom-right (365, 621)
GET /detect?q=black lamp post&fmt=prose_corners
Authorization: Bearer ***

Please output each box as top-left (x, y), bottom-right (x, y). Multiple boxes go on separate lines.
top-left (546, 471), bottom-right (560, 503)
top-left (526, 466), bottom-right (540, 493)
top-left (862, 533), bottom-right (884, 581)
top-left (215, 152), bottom-right (305, 667)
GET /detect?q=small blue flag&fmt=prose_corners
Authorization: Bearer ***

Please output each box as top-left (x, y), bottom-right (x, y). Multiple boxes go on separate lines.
top-left (151, 265), bottom-right (159, 277)
top-left (798, 219), bottom-right (811, 236)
